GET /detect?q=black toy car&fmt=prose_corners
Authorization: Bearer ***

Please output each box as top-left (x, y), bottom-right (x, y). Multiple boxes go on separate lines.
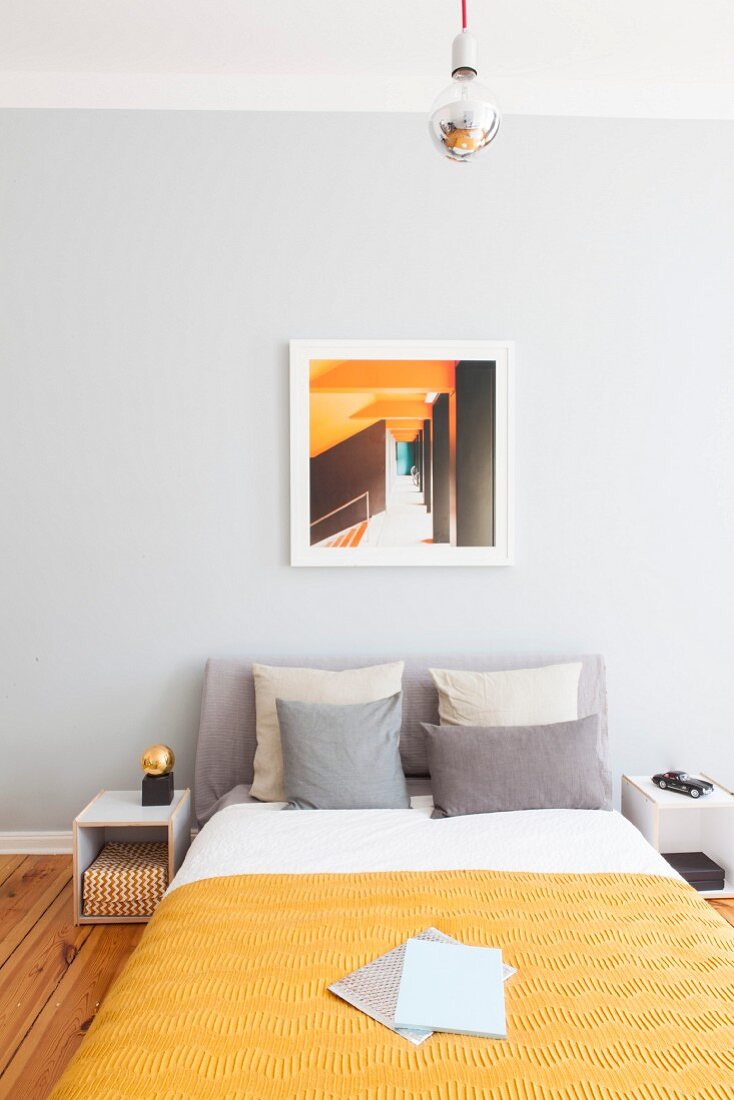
top-left (651, 771), bottom-right (714, 799)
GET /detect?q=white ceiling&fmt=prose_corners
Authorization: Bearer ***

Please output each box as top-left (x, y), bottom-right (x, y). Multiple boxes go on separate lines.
top-left (1, 0), bottom-right (733, 117)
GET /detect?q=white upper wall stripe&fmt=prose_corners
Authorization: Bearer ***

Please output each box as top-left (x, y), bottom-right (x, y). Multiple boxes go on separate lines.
top-left (1, 72), bottom-right (732, 118)
top-left (0, 0), bottom-right (732, 117)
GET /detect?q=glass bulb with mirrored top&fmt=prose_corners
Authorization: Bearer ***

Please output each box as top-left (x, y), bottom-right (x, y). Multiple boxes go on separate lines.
top-left (429, 28), bottom-right (501, 163)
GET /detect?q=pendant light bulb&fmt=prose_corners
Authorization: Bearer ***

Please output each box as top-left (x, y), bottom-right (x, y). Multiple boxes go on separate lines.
top-left (428, 25), bottom-right (501, 163)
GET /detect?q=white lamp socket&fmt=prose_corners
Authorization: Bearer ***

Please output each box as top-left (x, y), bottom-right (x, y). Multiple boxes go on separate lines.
top-left (452, 31), bottom-right (478, 76)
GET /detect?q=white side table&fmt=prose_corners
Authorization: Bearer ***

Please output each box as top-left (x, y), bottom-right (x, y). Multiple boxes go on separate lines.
top-left (621, 774), bottom-right (734, 899)
top-left (73, 789), bottom-right (192, 924)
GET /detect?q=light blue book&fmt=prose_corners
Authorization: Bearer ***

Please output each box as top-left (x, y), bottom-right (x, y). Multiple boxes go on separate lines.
top-left (394, 938), bottom-right (507, 1038)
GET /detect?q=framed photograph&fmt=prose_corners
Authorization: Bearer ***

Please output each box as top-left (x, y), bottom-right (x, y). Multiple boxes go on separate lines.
top-left (290, 339), bottom-right (514, 567)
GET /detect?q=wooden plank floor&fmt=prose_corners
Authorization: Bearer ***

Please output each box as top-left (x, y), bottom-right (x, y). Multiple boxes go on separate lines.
top-left (0, 855), bottom-right (733, 1100)
top-left (0, 855), bottom-right (143, 1100)
top-left (708, 897), bottom-right (734, 928)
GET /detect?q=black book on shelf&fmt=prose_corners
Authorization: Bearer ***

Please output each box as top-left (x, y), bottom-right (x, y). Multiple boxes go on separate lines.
top-left (662, 851), bottom-right (725, 886)
top-left (684, 878), bottom-right (725, 893)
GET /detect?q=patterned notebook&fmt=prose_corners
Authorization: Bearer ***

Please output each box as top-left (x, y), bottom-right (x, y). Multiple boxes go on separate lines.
top-left (328, 927), bottom-right (516, 1046)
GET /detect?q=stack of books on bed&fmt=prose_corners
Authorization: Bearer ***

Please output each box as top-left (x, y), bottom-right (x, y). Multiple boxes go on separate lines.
top-left (329, 927), bottom-right (514, 1044)
top-left (662, 851), bottom-right (726, 892)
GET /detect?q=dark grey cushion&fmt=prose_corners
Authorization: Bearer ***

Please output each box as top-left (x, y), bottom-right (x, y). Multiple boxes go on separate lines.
top-left (277, 694), bottom-right (409, 810)
top-left (423, 714), bottom-right (607, 818)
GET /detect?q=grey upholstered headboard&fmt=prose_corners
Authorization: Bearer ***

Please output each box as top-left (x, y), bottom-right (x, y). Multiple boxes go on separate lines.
top-left (194, 654), bottom-right (608, 826)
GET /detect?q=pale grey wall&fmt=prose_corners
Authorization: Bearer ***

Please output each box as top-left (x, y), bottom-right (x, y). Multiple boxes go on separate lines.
top-left (1, 111), bottom-right (733, 830)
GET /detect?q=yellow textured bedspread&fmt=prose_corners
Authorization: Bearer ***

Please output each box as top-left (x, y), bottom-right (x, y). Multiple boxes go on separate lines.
top-left (51, 871), bottom-right (734, 1100)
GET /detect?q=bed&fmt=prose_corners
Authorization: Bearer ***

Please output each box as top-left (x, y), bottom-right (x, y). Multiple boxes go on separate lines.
top-left (51, 654), bottom-right (734, 1099)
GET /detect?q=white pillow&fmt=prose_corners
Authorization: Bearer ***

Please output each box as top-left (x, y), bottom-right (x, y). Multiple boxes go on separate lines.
top-left (250, 662), bottom-right (405, 802)
top-left (429, 663), bottom-right (582, 727)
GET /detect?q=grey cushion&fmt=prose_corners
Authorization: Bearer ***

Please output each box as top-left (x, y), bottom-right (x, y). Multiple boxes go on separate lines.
top-left (194, 655), bottom-right (608, 825)
top-left (277, 694), bottom-right (410, 810)
top-left (423, 714), bottom-right (607, 818)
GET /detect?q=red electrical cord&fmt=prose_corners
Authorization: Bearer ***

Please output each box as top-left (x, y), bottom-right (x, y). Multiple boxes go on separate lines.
top-left (461, 0), bottom-right (467, 31)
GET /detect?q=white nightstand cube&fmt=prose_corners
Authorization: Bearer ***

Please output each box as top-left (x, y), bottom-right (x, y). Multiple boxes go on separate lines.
top-left (621, 774), bottom-right (734, 898)
top-left (73, 789), bottom-right (192, 924)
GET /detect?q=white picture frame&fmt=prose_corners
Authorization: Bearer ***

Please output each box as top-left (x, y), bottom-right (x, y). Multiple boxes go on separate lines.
top-left (290, 339), bottom-right (515, 567)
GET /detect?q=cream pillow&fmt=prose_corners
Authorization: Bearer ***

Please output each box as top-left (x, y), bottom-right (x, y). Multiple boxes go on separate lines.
top-left (250, 661), bottom-right (405, 802)
top-left (429, 662), bottom-right (582, 727)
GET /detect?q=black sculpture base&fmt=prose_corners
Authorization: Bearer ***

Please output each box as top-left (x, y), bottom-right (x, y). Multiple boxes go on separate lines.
top-left (142, 772), bottom-right (174, 806)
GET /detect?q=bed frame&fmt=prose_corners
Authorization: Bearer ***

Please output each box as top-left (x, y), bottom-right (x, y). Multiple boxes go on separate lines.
top-left (194, 654), bottom-right (609, 825)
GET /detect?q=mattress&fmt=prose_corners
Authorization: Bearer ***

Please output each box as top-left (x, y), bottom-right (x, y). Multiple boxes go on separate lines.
top-left (171, 804), bottom-right (680, 889)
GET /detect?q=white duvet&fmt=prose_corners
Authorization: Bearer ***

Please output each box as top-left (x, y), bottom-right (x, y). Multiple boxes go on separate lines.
top-left (171, 800), bottom-right (678, 893)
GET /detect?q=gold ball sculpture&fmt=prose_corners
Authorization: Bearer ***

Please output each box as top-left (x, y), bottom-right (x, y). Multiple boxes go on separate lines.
top-left (140, 744), bottom-right (175, 777)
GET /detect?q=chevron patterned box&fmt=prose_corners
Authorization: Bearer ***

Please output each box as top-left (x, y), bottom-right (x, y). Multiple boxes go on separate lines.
top-left (83, 841), bottom-right (169, 917)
